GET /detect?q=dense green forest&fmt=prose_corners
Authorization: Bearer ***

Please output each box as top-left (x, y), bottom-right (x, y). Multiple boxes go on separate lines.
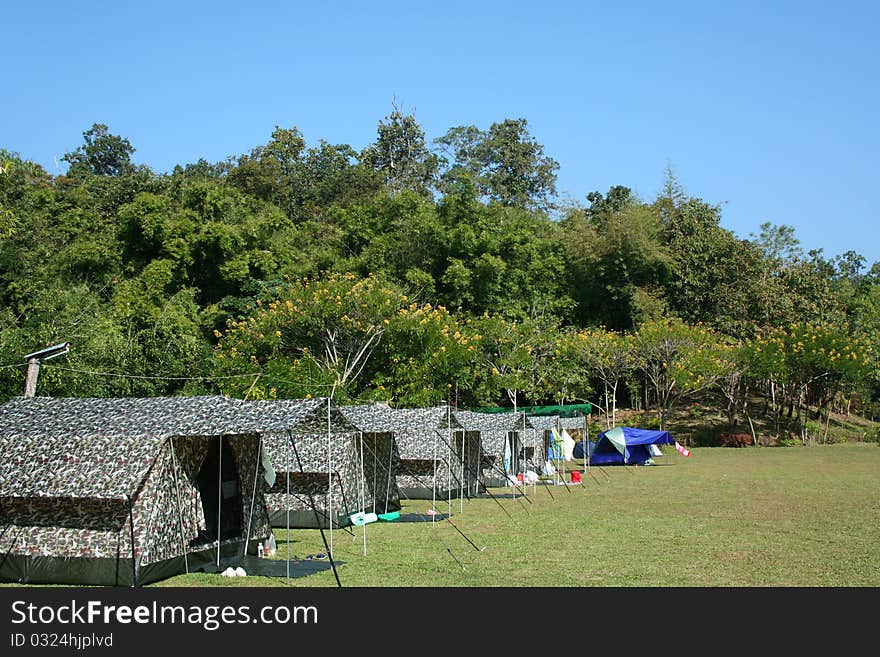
top-left (2, 113), bottom-right (878, 441)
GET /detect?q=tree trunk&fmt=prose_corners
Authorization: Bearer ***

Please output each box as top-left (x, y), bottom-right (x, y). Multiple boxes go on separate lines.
top-left (611, 381), bottom-right (618, 429)
top-left (822, 399), bottom-right (832, 444)
top-left (726, 397), bottom-right (738, 428)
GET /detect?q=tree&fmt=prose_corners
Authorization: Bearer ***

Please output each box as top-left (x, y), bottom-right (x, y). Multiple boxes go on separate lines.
top-left (368, 301), bottom-right (478, 406)
top-left (464, 313), bottom-right (561, 407)
top-left (361, 105), bottom-right (439, 197)
top-left (631, 318), bottom-right (728, 430)
top-left (213, 273), bottom-right (400, 400)
top-left (435, 118), bottom-right (559, 213)
top-left (657, 196), bottom-right (772, 337)
top-left (556, 327), bottom-right (632, 428)
top-left (62, 123), bottom-right (136, 178)
top-left (749, 221), bottom-right (803, 265)
top-left (741, 323), bottom-right (873, 443)
top-left (562, 198), bottom-right (671, 330)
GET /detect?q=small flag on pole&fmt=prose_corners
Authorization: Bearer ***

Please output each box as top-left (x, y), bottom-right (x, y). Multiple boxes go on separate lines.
top-left (675, 442), bottom-right (691, 457)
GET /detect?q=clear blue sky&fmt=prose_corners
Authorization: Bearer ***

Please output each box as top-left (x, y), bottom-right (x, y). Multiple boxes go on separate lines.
top-left (4, 1), bottom-right (878, 266)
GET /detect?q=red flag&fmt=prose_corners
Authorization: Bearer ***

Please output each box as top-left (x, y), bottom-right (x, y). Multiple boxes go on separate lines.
top-left (675, 442), bottom-right (691, 457)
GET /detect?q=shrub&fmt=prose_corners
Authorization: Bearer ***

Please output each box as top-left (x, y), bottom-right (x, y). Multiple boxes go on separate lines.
top-left (861, 425), bottom-right (880, 443)
top-left (805, 420), bottom-right (822, 442)
top-left (688, 404), bottom-right (705, 420)
top-left (719, 432), bottom-right (752, 448)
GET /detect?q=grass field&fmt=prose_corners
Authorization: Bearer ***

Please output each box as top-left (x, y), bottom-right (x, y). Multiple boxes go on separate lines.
top-left (150, 442), bottom-right (880, 588)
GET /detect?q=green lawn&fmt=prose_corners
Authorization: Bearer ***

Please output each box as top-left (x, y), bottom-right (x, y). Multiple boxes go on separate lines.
top-left (151, 442), bottom-right (880, 587)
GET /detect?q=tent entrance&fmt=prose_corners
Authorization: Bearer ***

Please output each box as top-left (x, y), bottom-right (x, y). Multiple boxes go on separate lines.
top-left (455, 431), bottom-right (480, 495)
top-left (359, 432), bottom-right (399, 514)
top-left (191, 436), bottom-right (243, 546)
top-left (504, 432), bottom-right (523, 475)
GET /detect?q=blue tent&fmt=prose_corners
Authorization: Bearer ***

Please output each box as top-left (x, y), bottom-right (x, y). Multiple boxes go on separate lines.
top-left (575, 426), bottom-right (675, 465)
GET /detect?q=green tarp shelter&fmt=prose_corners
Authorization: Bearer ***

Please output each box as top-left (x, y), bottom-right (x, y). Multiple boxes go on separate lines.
top-left (470, 403), bottom-right (592, 418)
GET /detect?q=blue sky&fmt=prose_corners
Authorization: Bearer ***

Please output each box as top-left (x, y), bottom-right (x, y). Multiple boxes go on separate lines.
top-left (4, 1), bottom-right (878, 265)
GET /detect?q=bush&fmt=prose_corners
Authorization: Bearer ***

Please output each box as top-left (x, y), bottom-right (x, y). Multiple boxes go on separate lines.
top-left (861, 425), bottom-right (880, 443)
top-left (719, 432), bottom-right (752, 448)
top-left (805, 420), bottom-right (823, 442)
top-left (688, 403), bottom-right (705, 420)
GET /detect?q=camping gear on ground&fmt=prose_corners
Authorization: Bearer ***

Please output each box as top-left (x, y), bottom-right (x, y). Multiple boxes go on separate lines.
top-left (349, 511), bottom-right (378, 526)
top-left (378, 511), bottom-right (400, 522)
top-left (571, 470), bottom-right (582, 484)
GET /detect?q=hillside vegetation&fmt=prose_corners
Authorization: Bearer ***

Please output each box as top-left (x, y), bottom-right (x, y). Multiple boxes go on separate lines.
top-left (2, 116), bottom-right (878, 444)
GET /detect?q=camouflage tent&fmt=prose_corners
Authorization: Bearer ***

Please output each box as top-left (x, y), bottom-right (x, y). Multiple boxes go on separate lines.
top-left (0, 395), bottom-right (273, 586)
top-left (234, 398), bottom-right (367, 530)
top-left (383, 406), bottom-right (467, 500)
top-left (453, 410), bottom-right (539, 486)
top-left (338, 404), bottom-right (402, 516)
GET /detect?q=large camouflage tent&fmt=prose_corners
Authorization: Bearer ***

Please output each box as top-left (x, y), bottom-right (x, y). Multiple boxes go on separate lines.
top-left (383, 406), bottom-right (467, 500)
top-left (235, 398), bottom-right (366, 529)
top-left (452, 410), bottom-right (539, 486)
top-left (0, 395), bottom-right (274, 586)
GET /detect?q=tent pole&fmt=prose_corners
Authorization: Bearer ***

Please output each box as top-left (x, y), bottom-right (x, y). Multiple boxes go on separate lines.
top-left (169, 437), bottom-right (189, 574)
top-left (512, 393), bottom-right (517, 500)
top-left (244, 437), bottom-right (261, 558)
top-left (216, 436), bottom-right (222, 568)
top-left (459, 430), bottom-right (464, 514)
top-left (372, 432), bottom-right (378, 511)
top-left (432, 410), bottom-right (438, 526)
top-left (360, 432), bottom-right (366, 556)
top-left (126, 494), bottom-right (137, 587)
top-left (384, 433), bottom-right (393, 515)
top-left (447, 406), bottom-right (452, 516)
top-left (327, 395), bottom-right (334, 559)
top-left (287, 429), bottom-right (290, 585)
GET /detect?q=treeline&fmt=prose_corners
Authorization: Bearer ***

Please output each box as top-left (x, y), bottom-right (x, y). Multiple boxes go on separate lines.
top-left (1, 113), bottom-right (878, 437)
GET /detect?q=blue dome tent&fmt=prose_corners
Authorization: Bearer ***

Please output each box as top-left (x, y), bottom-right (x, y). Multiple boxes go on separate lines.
top-left (574, 426), bottom-right (675, 465)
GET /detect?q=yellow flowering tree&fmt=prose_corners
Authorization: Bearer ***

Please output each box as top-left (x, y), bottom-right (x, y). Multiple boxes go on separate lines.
top-left (212, 272), bottom-right (477, 404)
top-left (555, 327), bottom-right (629, 428)
top-left (740, 323), bottom-right (873, 442)
top-left (464, 313), bottom-right (561, 407)
top-left (212, 272), bottom-right (403, 399)
top-left (631, 318), bottom-right (729, 430)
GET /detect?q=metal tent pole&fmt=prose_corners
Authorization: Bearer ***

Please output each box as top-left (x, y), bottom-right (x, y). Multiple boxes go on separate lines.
top-left (244, 437), bottom-right (261, 558)
top-left (359, 432), bottom-right (366, 556)
top-left (216, 436), bottom-right (222, 568)
top-left (169, 437), bottom-right (189, 573)
top-left (327, 397), bottom-right (333, 559)
top-left (287, 430), bottom-right (290, 585)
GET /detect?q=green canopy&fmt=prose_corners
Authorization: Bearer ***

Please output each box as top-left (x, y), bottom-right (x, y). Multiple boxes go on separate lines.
top-left (469, 403), bottom-right (592, 418)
